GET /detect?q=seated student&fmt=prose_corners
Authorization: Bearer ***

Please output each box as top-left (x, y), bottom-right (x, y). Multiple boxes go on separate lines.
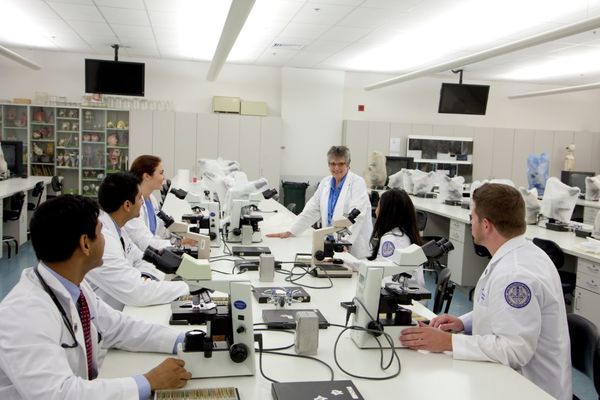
top-left (368, 188), bottom-right (425, 288)
top-left (126, 155), bottom-right (173, 251)
top-left (0, 195), bottom-right (192, 399)
top-left (85, 172), bottom-right (190, 311)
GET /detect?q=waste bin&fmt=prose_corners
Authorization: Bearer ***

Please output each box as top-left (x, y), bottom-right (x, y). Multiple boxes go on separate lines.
top-left (282, 181), bottom-right (309, 215)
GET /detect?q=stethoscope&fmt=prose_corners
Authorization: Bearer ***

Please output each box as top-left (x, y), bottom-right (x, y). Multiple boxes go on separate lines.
top-left (34, 267), bottom-right (78, 349)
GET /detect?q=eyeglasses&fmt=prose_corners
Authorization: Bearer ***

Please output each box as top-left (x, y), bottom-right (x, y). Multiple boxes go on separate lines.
top-left (328, 161), bottom-right (347, 168)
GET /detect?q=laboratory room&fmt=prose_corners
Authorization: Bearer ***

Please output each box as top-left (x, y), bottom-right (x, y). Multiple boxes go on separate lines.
top-left (2, 0), bottom-right (600, 399)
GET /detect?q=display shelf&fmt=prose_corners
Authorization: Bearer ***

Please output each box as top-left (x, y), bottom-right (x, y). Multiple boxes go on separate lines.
top-left (408, 135), bottom-right (474, 181)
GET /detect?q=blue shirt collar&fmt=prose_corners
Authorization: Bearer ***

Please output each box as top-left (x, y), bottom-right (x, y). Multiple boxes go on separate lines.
top-left (330, 173), bottom-right (347, 190)
top-left (45, 264), bottom-right (81, 305)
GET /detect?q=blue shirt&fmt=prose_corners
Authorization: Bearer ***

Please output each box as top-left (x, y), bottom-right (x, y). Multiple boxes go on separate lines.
top-left (144, 197), bottom-right (157, 235)
top-left (327, 175), bottom-right (347, 226)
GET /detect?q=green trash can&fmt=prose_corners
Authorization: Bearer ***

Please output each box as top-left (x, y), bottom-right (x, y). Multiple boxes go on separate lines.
top-left (282, 181), bottom-right (309, 215)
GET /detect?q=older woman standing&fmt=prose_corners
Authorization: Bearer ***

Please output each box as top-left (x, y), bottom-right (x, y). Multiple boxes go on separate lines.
top-left (267, 146), bottom-right (373, 259)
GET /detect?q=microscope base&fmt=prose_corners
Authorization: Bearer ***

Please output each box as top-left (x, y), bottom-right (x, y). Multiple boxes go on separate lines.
top-left (176, 345), bottom-right (256, 378)
top-left (350, 323), bottom-right (416, 349)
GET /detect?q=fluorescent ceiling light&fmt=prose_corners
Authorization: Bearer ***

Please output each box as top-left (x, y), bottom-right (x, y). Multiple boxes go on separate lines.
top-left (0, 45), bottom-right (41, 70)
top-left (364, 13), bottom-right (600, 90)
top-left (508, 81), bottom-right (600, 99)
top-left (206, 0), bottom-right (255, 81)
top-left (176, 0), bottom-right (232, 60)
top-left (499, 48), bottom-right (600, 81)
top-left (347, 0), bottom-right (591, 73)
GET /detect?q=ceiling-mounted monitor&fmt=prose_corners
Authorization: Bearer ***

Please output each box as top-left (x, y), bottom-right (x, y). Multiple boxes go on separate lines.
top-left (438, 83), bottom-right (490, 115)
top-left (85, 59), bottom-right (145, 97)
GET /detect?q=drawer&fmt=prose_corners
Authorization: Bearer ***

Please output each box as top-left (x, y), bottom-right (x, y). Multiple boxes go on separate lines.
top-left (574, 287), bottom-right (600, 328)
top-left (577, 258), bottom-right (600, 279)
top-left (576, 271), bottom-right (600, 295)
top-left (449, 220), bottom-right (466, 243)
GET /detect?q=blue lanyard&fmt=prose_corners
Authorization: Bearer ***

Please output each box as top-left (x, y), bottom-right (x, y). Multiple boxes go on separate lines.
top-left (145, 198), bottom-right (157, 234)
top-left (327, 175), bottom-right (346, 226)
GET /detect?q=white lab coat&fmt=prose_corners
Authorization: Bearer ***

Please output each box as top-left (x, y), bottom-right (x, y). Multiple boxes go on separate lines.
top-left (375, 228), bottom-right (425, 288)
top-left (85, 211), bottom-right (189, 311)
top-left (124, 194), bottom-right (171, 251)
top-left (0, 263), bottom-right (180, 400)
top-left (290, 170), bottom-right (373, 259)
top-left (452, 236), bottom-right (572, 400)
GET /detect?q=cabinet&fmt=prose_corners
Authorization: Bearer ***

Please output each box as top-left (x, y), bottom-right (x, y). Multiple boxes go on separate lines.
top-left (1, 104), bottom-right (29, 166)
top-left (29, 106), bottom-right (55, 176)
top-left (0, 103), bottom-right (129, 197)
top-left (407, 135), bottom-right (474, 182)
top-left (446, 219), bottom-right (488, 286)
top-left (574, 258), bottom-right (600, 328)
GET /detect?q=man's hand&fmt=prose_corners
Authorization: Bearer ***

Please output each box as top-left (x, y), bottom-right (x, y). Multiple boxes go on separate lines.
top-left (399, 323), bottom-right (453, 352)
top-left (430, 314), bottom-right (464, 332)
top-left (266, 231), bottom-right (292, 239)
top-left (144, 358), bottom-right (192, 390)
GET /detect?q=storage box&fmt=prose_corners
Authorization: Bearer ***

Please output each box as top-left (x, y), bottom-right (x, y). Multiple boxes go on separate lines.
top-left (212, 96), bottom-right (240, 113)
top-left (240, 100), bottom-right (267, 116)
top-left (13, 98), bottom-right (31, 104)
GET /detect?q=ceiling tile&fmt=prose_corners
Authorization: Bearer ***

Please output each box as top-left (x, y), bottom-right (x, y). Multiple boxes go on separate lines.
top-left (47, 2), bottom-right (104, 21)
top-left (148, 11), bottom-right (180, 28)
top-left (10, 0), bottom-right (61, 20)
top-left (82, 34), bottom-right (120, 46)
top-left (111, 24), bottom-right (154, 39)
top-left (94, 0), bottom-right (145, 9)
top-left (278, 23), bottom-right (331, 41)
top-left (338, 6), bottom-right (397, 28)
top-left (99, 7), bottom-right (150, 26)
top-left (293, 2), bottom-right (356, 25)
top-left (67, 20), bottom-right (114, 36)
top-left (361, 0), bottom-right (422, 12)
top-left (47, 0), bottom-right (94, 4)
top-left (318, 26), bottom-right (371, 43)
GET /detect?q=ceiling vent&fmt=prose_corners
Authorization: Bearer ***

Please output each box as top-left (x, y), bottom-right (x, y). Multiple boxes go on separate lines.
top-left (272, 43), bottom-right (304, 50)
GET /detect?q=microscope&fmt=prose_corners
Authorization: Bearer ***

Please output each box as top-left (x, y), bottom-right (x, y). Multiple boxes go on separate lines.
top-left (170, 187), bottom-right (222, 248)
top-left (224, 189), bottom-right (278, 244)
top-left (349, 238), bottom-right (454, 349)
top-left (172, 279), bottom-right (256, 378)
top-left (143, 243), bottom-right (211, 280)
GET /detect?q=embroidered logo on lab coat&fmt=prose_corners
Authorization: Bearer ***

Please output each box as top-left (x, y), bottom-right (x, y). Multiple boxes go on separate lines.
top-left (504, 282), bottom-right (531, 308)
top-left (381, 241), bottom-right (395, 257)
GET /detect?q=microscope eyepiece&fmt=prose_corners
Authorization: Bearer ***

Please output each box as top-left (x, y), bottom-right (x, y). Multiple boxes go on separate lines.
top-left (347, 208), bottom-right (361, 223)
top-left (156, 210), bottom-right (175, 228)
top-left (170, 187), bottom-right (188, 200)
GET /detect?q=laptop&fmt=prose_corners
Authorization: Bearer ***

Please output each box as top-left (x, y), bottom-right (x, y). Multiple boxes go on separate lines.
top-left (272, 380), bottom-right (364, 400)
top-left (262, 308), bottom-right (328, 329)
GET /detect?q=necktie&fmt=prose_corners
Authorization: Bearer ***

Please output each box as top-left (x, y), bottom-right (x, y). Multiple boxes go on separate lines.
top-left (77, 291), bottom-right (96, 380)
top-left (120, 236), bottom-right (125, 251)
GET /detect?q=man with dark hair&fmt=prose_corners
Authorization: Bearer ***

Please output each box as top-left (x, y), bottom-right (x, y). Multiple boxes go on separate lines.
top-left (85, 172), bottom-right (189, 310)
top-left (0, 195), bottom-right (192, 399)
top-left (400, 183), bottom-right (571, 400)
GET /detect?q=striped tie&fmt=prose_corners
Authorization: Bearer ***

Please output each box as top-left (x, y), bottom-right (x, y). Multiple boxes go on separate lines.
top-left (77, 291), bottom-right (96, 379)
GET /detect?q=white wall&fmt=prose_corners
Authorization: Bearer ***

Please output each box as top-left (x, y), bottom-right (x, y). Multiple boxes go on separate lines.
top-left (343, 72), bottom-right (600, 131)
top-left (0, 49), bottom-right (282, 115)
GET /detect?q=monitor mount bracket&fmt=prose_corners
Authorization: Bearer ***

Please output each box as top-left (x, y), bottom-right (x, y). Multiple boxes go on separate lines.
top-left (111, 44), bottom-right (120, 62)
top-left (451, 69), bottom-right (464, 84)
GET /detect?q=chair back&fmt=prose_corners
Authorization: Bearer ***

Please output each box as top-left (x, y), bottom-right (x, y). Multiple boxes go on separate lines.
top-left (432, 267), bottom-right (454, 314)
top-left (416, 210), bottom-right (427, 233)
top-left (567, 313), bottom-right (600, 397)
top-left (51, 175), bottom-right (63, 193)
top-left (3, 191), bottom-right (26, 222)
top-left (532, 237), bottom-right (564, 269)
top-left (28, 181), bottom-right (44, 210)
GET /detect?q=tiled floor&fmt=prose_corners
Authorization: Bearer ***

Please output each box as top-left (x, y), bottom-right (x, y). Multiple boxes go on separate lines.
top-left (0, 244), bottom-right (596, 399)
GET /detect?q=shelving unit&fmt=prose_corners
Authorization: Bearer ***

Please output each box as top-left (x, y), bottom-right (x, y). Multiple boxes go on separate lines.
top-left (1, 103), bottom-right (130, 196)
top-left (407, 135), bottom-right (474, 181)
top-left (1, 104), bottom-right (29, 165)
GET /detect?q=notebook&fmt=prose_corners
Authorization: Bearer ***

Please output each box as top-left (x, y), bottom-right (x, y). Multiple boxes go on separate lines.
top-left (262, 308), bottom-right (328, 329)
top-left (271, 380), bottom-right (364, 400)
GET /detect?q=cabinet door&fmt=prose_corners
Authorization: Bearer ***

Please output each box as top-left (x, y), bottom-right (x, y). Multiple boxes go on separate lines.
top-left (153, 111), bottom-right (175, 178)
top-left (174, 112), bottom-right (197, 174)
top-left (342, 121), bottom-right (368, 176)
top-left (574, 287), bottom-right (600, 328)
top-left (239, 116), bottom-right (260, 180)
top-left (491, 128), bottom-right (514, 180)
top-left (218, 114), bottom-right (240, 162)
top-left (129, 110), bottom-right (153, 162)
top-left (196, 113), bottom-right (218, 161)
top-left (260, 117), bottom-right (282, 188)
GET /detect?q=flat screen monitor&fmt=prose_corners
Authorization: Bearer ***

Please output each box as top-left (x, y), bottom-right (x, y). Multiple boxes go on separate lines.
top-left (85, 59), bottom-right (145, 96)
top-left (1, 140), bottom-right (24, 177)
top-left (438, 83), bottom-right (490, 115)
top-left (385, 156), bottom-right (414, 176)
top-left (560, 170), bottom-right (595, 193)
